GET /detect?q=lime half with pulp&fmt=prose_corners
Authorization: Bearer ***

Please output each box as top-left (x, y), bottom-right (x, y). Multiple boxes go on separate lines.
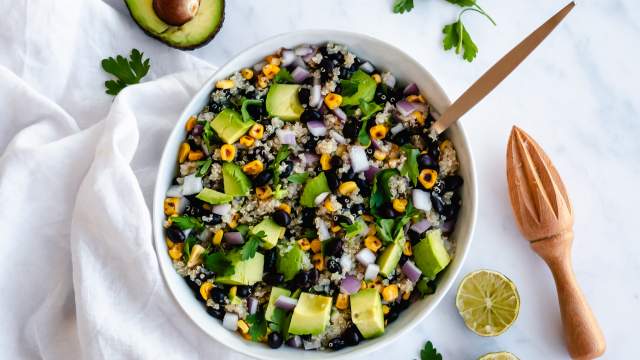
top-left (456, 270), bottom-right (520, 336)
top-left (478, 351), bottom-right (520, 360)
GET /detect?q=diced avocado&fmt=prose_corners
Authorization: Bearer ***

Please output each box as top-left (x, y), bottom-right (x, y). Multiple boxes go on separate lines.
top-left (211, 108), bottom-right (254, 144)
top-left (276, 245), bottom-right (304, 281)
top-left (288, 293), bottom-right (332, 335)
top-left (222, 162), bottom-right (251, 196)
top-left (413, 229), bottom-right (450, 279)
top-left (229, 287), bottom-right (243, 305)
top-left (124, 0), bottom-right (225, 50)
top-left (196, 188), bottom-right (233, 204)
top-left (377, 234), bottom-right (405, 278)
top-left (251, 218), bottom-right (285, 250)
top-left (350, 288), bottom-right (385, 339)
top-left (300, 172), bottom-right (330, 207)
top-left (265, 287), bottom-right (291, 324)
top-left (341, 70), bottom-right (377, 106)
top-left (215, 251), bottom-right (264, 285)
top-left (266, 84), bottom-right (304, 121)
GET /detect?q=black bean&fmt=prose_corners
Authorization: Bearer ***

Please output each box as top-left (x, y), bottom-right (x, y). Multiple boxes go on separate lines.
top-left (392, 129), bottom-right (410, 146)
top-left (263, 272), bottom-right (285, 285)
top-left (431, 194), bottom-right (445, 215)
top-left (342, 119), bottom-right (361, 140)
top-left (252, 171), bottom-right (273, 187)
top-left (327, 337), bottom-right (346, 351)
top-left (378, 205), bottom-right (396, 219)
top-left (300, 109), bottom-right (322, 123)
top-left (236, 286), bottom-right (251, 298)
top-left (325, 171), bottom-right (340, 192)
top-left (210, 287), bottom-right (226, 304)
top-left (301, 208), bottom-right (316, 228)
top-left (330, 156), bottom-right (344, 169)
top-left (272, 210), bottom-right (292, 227)
top-left (319, 58), bottom-right (334, 81)
top-left (206, 306), bottom-right (225, 320)
top-left (298, 87), bottom-right (310, 105)
top-left (304, 136), bottom-right (319, 152)
top-left (324, 239), bottom-right (343, 258)
top-left (408, 229), bottom-right (422, 245)
top-left (247, 102), bottom-right (263, 120)
top-left (350, 203), bottom-right (365, 215)
top-left (418, 154), bottom-right (438, 170)
top-left (374, 86), bottom-right (388, 104)
top-left (337, 196), bottom-right (351, 207)
top-left (399, 254), bottom-right (409, 266)
top-left (327, 258), bottom-right (342, 273)
top-left (264, 249), bottom-right (277, 273)
top-left (386, 309), bottom-right (399, 323)
top-left (432, 179), bottom-right (445, 196)
top-left (166, 226), bottom-right (185, 243)
top-left (341, 169), bottom-right (356, 182)
top-left (293, 271), bottom-right (311, 289)
top-left (444, 175), bottom-right (464, 191)
top-left (333, 214), bottom-right (352, 225)
top-left (355, 178), bottom-right (370, 197)
top-left (268, 332), bottom-right (283, 349)
top-left (342, 325), bottom-right (362, 346)
top-left (203, 213), bottom-right (222, 225)
top-left (308, 268), bottom-right (320, 284)
top-left (184, 276), bottom-right (200, 296)
top-left (280, 162), bottom-right (293, 178)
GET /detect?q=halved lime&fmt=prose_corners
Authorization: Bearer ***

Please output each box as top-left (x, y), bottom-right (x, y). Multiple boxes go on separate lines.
top-left (455, 270), bottom-right (520, 336)
top-left (478, 351), bottom-right (520, 360)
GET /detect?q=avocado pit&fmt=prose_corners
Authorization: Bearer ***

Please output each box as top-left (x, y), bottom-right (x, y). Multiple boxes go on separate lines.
top-left (153, 0), bottom-right (200, 26)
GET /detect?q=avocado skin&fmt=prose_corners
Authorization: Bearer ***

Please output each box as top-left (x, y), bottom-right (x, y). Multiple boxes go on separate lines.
top-left (124, 0), bottom-right (225, 50)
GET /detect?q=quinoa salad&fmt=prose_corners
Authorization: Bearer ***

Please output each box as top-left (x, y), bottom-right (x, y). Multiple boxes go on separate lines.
top-left (162, 42), bottom-right (463, 351)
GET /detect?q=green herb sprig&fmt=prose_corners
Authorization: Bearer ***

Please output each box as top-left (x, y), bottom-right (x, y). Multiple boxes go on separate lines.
top-left (101, 49), bottom-right (151, 95)
top-left (420, 340), bottom-right (443, 360)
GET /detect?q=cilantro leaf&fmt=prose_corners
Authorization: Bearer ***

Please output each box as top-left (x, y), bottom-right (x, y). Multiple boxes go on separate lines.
top-left (370, 169), bottom-right (399, 215)
top-left (245, 312), bottom-right (268, 341)
top-left (202, 121), bottom-right (214, 146)
top-left (393, 0), bottom-right (414, 14)
top-left (400, 146), bottom-right (420, 186)
top-left (340, 79), bottom-right (359, 97)
top-left (420, 340), bottom-right (443, 360)
top-left (183, 235), bottom-right (197, 262)
top-left (101, 49), bottom-right (150, 96)
top-left (241, 99), bottom-right (263, 122)
top-left (356, 100), bottom-right (383, 147)
top-left (171, 215), bottom-right (203, 231)
top-left (196, 158), bottom-right (212, 177)
top-left (376, 218), bottom-right (396, 245)
top-left (445, 0), bottom-right (476, 6)
top-left (341, 219), bottom-right (368, 239)
top-left (241, 231), bottom-right (265, 260)
top-left (203, 252), bottom-right (235, 276)
top-left (287, 172), bottom-right (309, 184)
top-left (442, 20), bottom-right (478, 62)
top-left (273, 184), bottom-right (288, 199)
top-left (274, 68), bottom-right (295, 84)
top-left (270, 145), bottom-right (291, 187)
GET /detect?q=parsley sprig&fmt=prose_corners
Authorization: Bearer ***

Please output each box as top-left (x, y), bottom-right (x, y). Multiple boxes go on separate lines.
top-left (101, 49), bottom-right (151, 95)
top-left (240, 231), bottom-right (266, 260)
top-left (420, 340), bottom-right (443, 360)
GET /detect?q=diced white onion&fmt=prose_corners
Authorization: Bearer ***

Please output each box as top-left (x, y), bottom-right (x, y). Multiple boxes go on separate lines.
top-left (412, 189), bottom-right (432, 212)
top-left (277, 129), bottom-right (297, 145)
top-left (356, 248), bottom-right (376, 266)
top-left (382, 73), bottom-right (396, 88)
top-left (314, 192), bottom-right (330, 206)
top-left (222, 312), bottom-right (239, 331)
top-left (309, 83), bottom-right (322, 107)
top-left (390, 123), bottom-right (405, 135)
top-left (359, 61), bottom-right (374, 73)
top-left (166, 185), bottom-right (183, 197)
top-left (364, 263), bottom-right (380, 280)
top-left (281, 50), bottom-right (296, 66)
top-left (349, 146), bottom-right (369, 173)
top-left (211, 204), bottom-right (231, 216)
top-left (329, 130), bottom-right (346, 145)
top-left (181, 174), bottom-right (203, 196)
top-left (316, 219), bottom-right (331, 241)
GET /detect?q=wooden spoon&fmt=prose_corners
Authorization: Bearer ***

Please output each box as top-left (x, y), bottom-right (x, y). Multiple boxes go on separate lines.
top-left (506, 126), bottom-right (605, 359)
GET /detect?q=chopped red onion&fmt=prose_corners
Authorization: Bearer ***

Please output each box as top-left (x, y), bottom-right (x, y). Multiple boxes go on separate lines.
top-left (166, 185), bottom-right (183, 197)
top-left (294, 46), bottom-right (313, 56)
top-left (307, 120), bottom-right (327, 137)
top-left (317, 219), bottom-right (331, 241)
top-left (291, 66), bottom-right (311, 83)
top-left (441, 219), bottom-right (456, 234)
top-left (287, 335), bottom-right (303, 348)
top-left (364, 166), bottom-right (380, 183)
top-left (349, 146), bottom-right (369, 173)
top-left (224, 231), bottom-right (244, 245)
top-left (410, 218), bottom-right (431, 234)
top-left (356, 248), bottom-right (376, 266)
top-left (293, 56), bottom-right (307, 69)
top-left (247, 297), bottom-right (259, 315)
top-left (403, 83), bottom-right (419, 96)
top-left (359, 61), bottom-right (374, 73)
top-left (340, 275), bottom-right (361, 294)
top-left (191, 123), bottom-right (204, 136)
top-left (303, 338), bottom-right (321, 350)
top-left (396, 100), bottom-right (427, 117)
top-left (222, 312), bottom-right (238, 331)
top-left (303, 152), bottom-right (319, 165)
top-left (329, 130), bottom-right (347, 145)
top-left (412, 189), bottom-right (432, 212)
top-left (332, 107), bottom-right (347, 121)
top-left (364, 263), bottom-right (380, 280)
top-left (211, 204), bottom-right (231, 216)
top-left (314, 192), bottom-right (329, 206)
top-left (390, 123), bottom-right (405, 135)
top-left (402, 260), bottom-right (422, 283)
top-left (309, 82), bottom-right (322, 107)
top-left (275, 295), bottom-right (298, 311)
top-left (277, 129), bottom-right (297, 145)
top-left (302, 47), bottom-right (318, 62)
top-left (253, 61), bottom-right (266, 72)
top-left (181, 174), bottom-right (203, 196)
top-left (371, 139), bottom-right (383, 150)
top-left (281, 50), bottom-right (296, 66)
top-left (382, 73), bottom-right (396, 88)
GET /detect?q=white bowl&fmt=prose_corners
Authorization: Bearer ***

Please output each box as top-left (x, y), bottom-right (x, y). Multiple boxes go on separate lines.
top-left (153, 30), bottom-right (477, 360)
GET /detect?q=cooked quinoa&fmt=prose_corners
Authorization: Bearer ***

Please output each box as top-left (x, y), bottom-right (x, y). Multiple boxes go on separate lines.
top-left (162, 43), bottom-right (463, 351)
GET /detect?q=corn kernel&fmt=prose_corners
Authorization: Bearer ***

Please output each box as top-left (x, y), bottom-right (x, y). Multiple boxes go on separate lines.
top-left (336, 144), bottom-right (347, 156)
top-left (310, 239), bottom-right (322, 253)
top-left (265, 55), bottom-right (281, 65)
top-left (278, 203), bottom-right (291, 214)
top-left (413, 111), bottom-right (425, 125)
top-left (297, 238), bottom-right (311, 251)
top-left (362, 214), bottom-right (374, 223)
top-left (249, 124), bottom-right (264, 139)
top-left (185, 116), bottom-right (197, 132)
top-left (320, 154), bottom-right (332, 170)
top-left (241, 68), bottom-right (254, 80)
top-left (168, 243), bottom-right (183, 260)
top-left (213, 229), bottom-right (224, 246)
top-left (229, 286), bottom-right (237, 298)
top-left (372, 74), bottom-right (382, 84)
top-left (373, 150), bottom-right (387, 161)
top-left (164, 197), bottom-right (179, 216)
top-left (418, 169), bottom-right (438, 189)
top-left (439, 139), bottom-right (453, 152)
top-left (199, 282), bottom-right (214, 301)
top-left (229, 214), bottom-right (239, 229)
top-left (216, 79), bottom-right (234, 89)
top-left (256, 186), bottom-right (273, 200)
top-left (338, 181), bottom-right (358, 195)
top-left (324, 198), bottom-right (336, 212)
top-left (257, 74), bottom-right (269, 88)
top-left (406, 94), bottom-right (426, 103)
top-left (312, 253), bottom-right (324, 271)
top-left (382, 284), bottom-right (399, 302)
top-left (242, 160), bottom-right (264, 175)
top-left (237, 319), bottom-right (249, 334)
top-left (323, 93), bottom-right (343, 110)
top-left (336, 293), bottom-right (349, 310)
top-left (403, 241), bottom-right (413, 256)
top-left (239, 135), bottom-right (255, 148)
top-left (389, 144), bottom-right (400, 159)
top-left (369, 124), bottom-right (388, 140)
top-left (402, 291), bottom-right (411, 300)
top-left (382, 305), bottom-right (391, 315)
top-left (367, 224), bottom-right (377, 236)
top-left (360, 281), bottom-right (367, 290)
top-left (364, 235), bottom-right (382, 253)
top-left (331, 225), bottom-right (341, 233)
top-left (393, 198), bottom-right (407, 213)
top-left (166, 239), bottom-right (175, 249)
top-left (178, 142), bottom-right (190, 163)
top-left (242, 333), bottom-right (252, 341)
top-left (188, 150), bottom-right (204, 161)
top-left (220, 144), bottom-right (236, 161)
top-left (262, 64), bottom-right (280, 79)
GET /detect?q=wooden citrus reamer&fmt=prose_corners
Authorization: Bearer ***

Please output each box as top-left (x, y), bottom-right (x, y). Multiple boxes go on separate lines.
top-left (507, 127), bottom-right (605, 359)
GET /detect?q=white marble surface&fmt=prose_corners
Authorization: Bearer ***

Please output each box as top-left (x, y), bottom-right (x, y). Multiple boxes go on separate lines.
top-left (109, 1), bottom-right (639, 358)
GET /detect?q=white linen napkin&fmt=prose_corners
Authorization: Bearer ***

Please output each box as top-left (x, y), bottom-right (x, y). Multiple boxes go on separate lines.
top-left (0, 0), bottom-right (252, 359)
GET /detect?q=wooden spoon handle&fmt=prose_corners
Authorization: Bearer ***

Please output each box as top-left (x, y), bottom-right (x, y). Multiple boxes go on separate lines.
top-left (532, 233), bottom-right (606, 359)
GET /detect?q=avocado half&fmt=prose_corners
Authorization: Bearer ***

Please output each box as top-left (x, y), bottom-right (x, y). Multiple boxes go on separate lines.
top-left (124, 0), bottom-right (225, 50)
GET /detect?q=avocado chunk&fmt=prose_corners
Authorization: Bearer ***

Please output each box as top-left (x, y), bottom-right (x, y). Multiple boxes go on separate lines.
top-left (266, 84), bottom-right (304, 121)
top-left (376, 233), bottom-right (405, 278)
top-left (288, 293), bottom-right (332, 336)
top-left (222, 162), bottom-right (251, 196)
top-left (413, 229), bottom-right (450, 279)
top-left (215, 251), bottom-right (264, 285)
top-left (265, 287), bottom-right (291, 324)
top-left (300, 172), bottom-right (330, 207)
top-left (250, 218), bottom-right (285, 250)
top-left (350, 288), bottom-right (385, 339)
top-left (196, 188), bottom-right (233, 204)
top-left (211, 108), bottom-right (254, 144)
top-left (124, 0), bottom-right (225, 50)
top-left (276, 245), bottom-right (304, 281)
top-left (341, 70), bottom-right (377, 106)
